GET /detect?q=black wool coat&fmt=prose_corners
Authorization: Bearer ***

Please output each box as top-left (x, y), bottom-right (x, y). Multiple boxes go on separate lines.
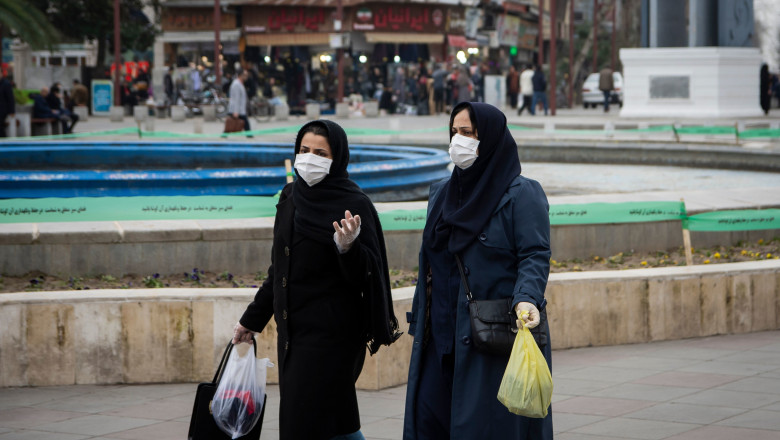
top-left (240, 183), bottom-right (382, 439)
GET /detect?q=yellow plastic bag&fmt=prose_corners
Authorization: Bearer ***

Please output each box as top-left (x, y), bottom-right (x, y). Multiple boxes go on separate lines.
top-left (496, 319), bottom-right (553, 418)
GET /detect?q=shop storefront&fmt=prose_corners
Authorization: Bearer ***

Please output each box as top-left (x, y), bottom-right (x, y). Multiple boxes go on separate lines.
top-left (159, 6), bottom-right (240, 69)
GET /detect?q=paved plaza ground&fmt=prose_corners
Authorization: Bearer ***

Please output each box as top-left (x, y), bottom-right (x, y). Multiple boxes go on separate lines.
top-left (0, 330), bottom-right (779, 440)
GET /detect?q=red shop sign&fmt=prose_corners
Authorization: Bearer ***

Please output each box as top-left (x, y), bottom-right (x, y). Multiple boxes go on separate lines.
top-left (353, 5), bottom-right (446, 32)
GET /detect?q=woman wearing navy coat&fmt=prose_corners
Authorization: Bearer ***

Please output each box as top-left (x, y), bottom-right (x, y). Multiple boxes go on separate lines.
top-left (403, 102), bottom-right (552, 440)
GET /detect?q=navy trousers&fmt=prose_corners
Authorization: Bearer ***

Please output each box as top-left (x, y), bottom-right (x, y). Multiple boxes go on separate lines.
top-left (415, 343), bottom-right (455, 440)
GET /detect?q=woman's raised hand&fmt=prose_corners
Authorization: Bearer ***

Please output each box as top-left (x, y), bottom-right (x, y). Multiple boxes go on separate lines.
top-left (333, 210), bottom-right (361, 254)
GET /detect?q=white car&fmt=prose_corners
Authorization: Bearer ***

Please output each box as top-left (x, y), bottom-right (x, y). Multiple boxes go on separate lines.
top-left (582, 72), bottom-right (623, 108)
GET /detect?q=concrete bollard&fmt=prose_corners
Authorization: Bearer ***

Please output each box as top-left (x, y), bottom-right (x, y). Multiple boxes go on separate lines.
top-left (133, 105), bottom-right (148, 124)
top-left (109, 106), bottom-right (124, 122)
top-left (202, 104), bottom-right (216, 122)
top-left (364, 101), bottom-right (379, 117)
top-left (73, 105), bottom-right (88, 123)
top-left (305, 103), bottom-right (320, 119)
top-left (335, 102), bottom-right (350, 118)
top-left (171, 105), bottom-right (187, 122)
top-left (604, 122), bottom-right (615, 137)
top-left (274, 103), bottom-right (289, 121)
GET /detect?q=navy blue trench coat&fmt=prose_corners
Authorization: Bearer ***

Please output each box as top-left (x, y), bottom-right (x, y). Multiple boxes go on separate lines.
top-left (403, 175), bottom-right (553, 440)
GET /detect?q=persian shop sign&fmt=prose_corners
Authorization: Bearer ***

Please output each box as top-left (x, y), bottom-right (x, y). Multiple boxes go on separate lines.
top-left (353, 5), bottom-right (446, 32)
top-left (243, 7), bottom-right (335, 33)
top-left (162, 7), bottom-right (236, 31)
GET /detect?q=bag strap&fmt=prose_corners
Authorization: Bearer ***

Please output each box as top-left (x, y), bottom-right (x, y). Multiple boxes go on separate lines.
top-left (211, 337), bottom-right (257, 384)
top-left (454, 254), bottom-right (474, 302)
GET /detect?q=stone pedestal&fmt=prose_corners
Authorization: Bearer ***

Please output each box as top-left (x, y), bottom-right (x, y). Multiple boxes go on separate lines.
top-left (274, 103), bottom-right (289, 121)
top-left (364, 101), bottom-right (379, 117)
top-left (109, 106), bottom-right (124, 122)
top-left (202, 105), bottom-right (216, 122)
top-left (171, 106), bottom-right (187, 122)
top-left (133, 106), bottom-right (148, 123)
top-left (305, 103), bottom-right (320, 119)
top-left (620, 47), bottom-right (763, 119)
top-left (335, 102), bottom-right (350, 118)
top-left (73, 106), bottom-right (88, 123)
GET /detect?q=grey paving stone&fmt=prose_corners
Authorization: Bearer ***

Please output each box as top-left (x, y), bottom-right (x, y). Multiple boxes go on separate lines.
top-left (761, 401), bottom-right (780, 412)
top-left (716, 409), bottom-right (780, 431)
top-left (97, 420), bottom-right (188, 440)
top-left (663, 425), bottom-right (780, 440)
top-left (33, 414), bottom-right (158, 436)
top-left (623, 402), bottom-right (747, 425)
top-left (716, 350), bottom-right (780, 366)
top-left (631, 371), bottom-right (741, 389)
top-left (598, 356), bottom-right (701, 371)
top-left (643, 348), bottom-right (735, 361)
top-left (715, 376), bottom-right (780, 395)
top-left (678, 360), bottom-right (778, 376)
top-left (556, 366), bottom-right (660, 384)
top-left (98, 398), bottom-right (193, 421)
top-left (590, 383), bottom-right (700, 402)
top-left (32, 391), bottom-right (155, 414)
top-left (551, 378), bottom-right (615, 396)
top-left (360, 418), bottom-right (403, 440)
top-left (0, 407), bottom-right (85, 430)
top-left (556, 433), bottom-right (625, 440)
top-left (755, 342), bottom-right (780, 352)
top-left (259, 429), bottom-right (279, 440)
top-left (674, 389), bottom-right (780, 409)
top-left (551, 413), bottom-right (606, 432)
top-left (553, 396), bottom-right (655, 417)
top-left (571, 417), bottom-right (700, 440)
top-left (0, 431), bottom-right (89, 440)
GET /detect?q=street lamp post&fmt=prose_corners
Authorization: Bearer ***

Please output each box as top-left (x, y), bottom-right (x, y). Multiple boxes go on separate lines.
top-left (336, 0), bottom-right (344, 102)
top-left (215, 0), bottom-right (221, 85)
top-left (550, 0), bottom-right (557, 116)
top-left (593, 0), bottom-right (598, 72)
top-left (569, 0), bottom-right (574, 108)
top-left (538, 0), bottom-right (544, 66)
top-left (114, 0), bottom-right (120, 106)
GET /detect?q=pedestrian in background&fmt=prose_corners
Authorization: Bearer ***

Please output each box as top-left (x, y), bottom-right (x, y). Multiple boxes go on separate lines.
top-left (517, 64), bottom-right (534, 115)
top-left (599, 66), bottom-right (615, 113)
top-left (403, 102), bottom-right (552, 439)
top-left (760, 64), bottom-right (770, 115)
top-left (507, 65), bottom-right (520, 109)
top-left (228, 70), bottom-right (251, 134)
top-left (0, 69), bottom-right (15, 138)
top-left (531, 65), bottom-right (548, 116)
top-left (70, 79), bottom-right (88, 111)
top-left (232, 120), bottom-right (400, 440)
top-left (46, 84), bottom-right (78, 133)
top-left (455, 65), bottom-right (473, 104)
top-left (432, 63), bottom-right (447, 114)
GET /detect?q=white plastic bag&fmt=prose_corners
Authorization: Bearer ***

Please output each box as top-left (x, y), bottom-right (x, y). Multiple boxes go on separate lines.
top-left (212, 345), bottom-right (273, 439)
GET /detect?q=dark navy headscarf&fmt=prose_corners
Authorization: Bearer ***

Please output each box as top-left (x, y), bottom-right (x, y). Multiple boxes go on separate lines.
top-left (423, 102), bottom-right (522, 253)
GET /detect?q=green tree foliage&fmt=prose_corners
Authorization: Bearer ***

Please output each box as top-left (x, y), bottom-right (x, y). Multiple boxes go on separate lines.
top-left (0, 0), bottom-right (60, 49)
top-left (28, 0), bottom-right (162, 66)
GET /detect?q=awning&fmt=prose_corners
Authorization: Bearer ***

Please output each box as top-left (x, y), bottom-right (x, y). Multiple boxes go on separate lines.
top-left (231, 0), bottom-right (365, 6)
top-left (160, 30), bottom-right (241, 43)
top-left (446, 34), bottom-right (478, 48)
top-left (245, 32), bottom-right (330, 46)
top-left (364, 33), bottom-right (443, 44)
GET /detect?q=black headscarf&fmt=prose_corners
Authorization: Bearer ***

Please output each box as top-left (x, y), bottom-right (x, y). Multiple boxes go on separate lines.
top-left (423, 102), bottom-right (522, 253)
top-left (291, 120), bottom-right (401, 353)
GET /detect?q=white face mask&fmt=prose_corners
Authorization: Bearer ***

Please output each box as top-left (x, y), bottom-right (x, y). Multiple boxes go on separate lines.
top-left (449, 133), bottom-right (480, 169)
top-left (294, 153), bottom-right (333, 186)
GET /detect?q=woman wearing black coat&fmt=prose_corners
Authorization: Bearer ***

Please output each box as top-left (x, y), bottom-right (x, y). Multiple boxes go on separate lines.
top-left (232, 120), bottom-right (401, 440)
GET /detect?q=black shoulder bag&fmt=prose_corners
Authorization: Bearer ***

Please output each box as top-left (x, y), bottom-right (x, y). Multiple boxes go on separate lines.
top-left (455, 254), bottom-right (518, 356)
top-left (454, 254), bottom-right (550, 356)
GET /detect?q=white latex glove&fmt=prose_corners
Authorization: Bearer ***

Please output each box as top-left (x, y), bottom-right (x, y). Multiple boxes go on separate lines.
top-left (515, 302), bottom-right (540, 329)
top-left (232, 322), bottom-right (255, 345)
top-left (333, 210), bottom-right (361, 254)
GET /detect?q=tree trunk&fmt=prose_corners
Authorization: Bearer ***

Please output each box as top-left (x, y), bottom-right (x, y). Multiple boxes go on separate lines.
top-left (570, 0), bottom-right (615, 105)
top-left (97, 32), bottom-right (106, 68)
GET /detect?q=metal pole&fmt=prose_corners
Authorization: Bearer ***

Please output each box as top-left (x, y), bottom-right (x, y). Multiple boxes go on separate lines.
top-left (538, 0), bottom-right (544, 66)
top-left (336, 0), bottom-right (344, 102)
top-left (215, 0), bottom-right (221, 85)
top-left (569, 0), bottom-right (574, 108)
top-left (550, 0), bottom-right (557, 115)
top-left (592, 0), bottom-right (598, 73)
top-left (611, 0), bottom-right (616, 71)
top-left (114, 0), bottom-right (121, 106)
